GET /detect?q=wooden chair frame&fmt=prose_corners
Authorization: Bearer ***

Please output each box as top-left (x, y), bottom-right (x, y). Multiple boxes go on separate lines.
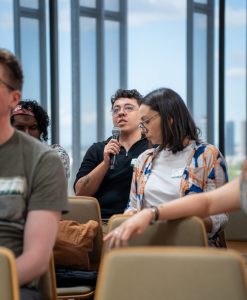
top-left (0, 247), bottom-right (20, 300)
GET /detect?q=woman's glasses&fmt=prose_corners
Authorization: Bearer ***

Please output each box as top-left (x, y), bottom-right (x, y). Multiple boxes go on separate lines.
top-left (139, 113), bottom-right (159, 132)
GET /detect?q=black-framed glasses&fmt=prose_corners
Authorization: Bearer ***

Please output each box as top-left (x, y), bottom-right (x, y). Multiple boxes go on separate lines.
top-left (0, 78), bottom-right (16, 91)
top-left (139, 113), bottom-right (159, 132)
top-left (112, 104), bottom-right (138, 116)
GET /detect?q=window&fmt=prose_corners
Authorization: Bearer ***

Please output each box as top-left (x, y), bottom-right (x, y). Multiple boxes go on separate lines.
top-left (187, 0), bottom-right (214, 144)
top-left (128, 1), bottom-right (186, 99)
top-left (1, 0), bottom-right (245, 193)
top-left (0, 0), bottom-right (14, 51)
top-left (224, 0), bottom-right (246, 179)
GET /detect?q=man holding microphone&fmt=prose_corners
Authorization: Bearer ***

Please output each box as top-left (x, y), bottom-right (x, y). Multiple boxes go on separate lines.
top-left (74, 89), bottom-right (148, 228)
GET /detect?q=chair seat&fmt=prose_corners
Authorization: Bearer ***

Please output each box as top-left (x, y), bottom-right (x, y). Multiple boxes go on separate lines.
top-left (57, 285), bottom-right (94, 294)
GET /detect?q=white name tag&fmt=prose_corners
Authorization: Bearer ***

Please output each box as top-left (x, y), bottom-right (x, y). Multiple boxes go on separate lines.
top-left (131, 158), bottom-right (137, 166)
top-left (171, 168), bottom-right (184, 178)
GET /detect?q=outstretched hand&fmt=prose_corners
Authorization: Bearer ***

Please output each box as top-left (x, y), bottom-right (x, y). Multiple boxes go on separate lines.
top-left (104, 209), bottom-right (153, 249)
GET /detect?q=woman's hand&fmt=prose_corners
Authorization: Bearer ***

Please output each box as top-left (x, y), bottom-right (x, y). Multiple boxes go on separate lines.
top-left (104, 209), bottom-right (153, 249)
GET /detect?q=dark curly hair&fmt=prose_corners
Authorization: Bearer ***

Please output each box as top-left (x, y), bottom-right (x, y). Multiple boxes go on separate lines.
top-left (11, 100), bottom-right (50, 141)
top-left (111, 89), bottom-right (143, 108)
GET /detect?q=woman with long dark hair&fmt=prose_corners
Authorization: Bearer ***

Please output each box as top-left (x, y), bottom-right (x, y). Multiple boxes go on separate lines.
top-left (124, 87), bottom-right (228, 247)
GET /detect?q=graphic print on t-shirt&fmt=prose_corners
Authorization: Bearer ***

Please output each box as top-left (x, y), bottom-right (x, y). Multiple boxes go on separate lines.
top-left (0, 177), bottom-right (26, 229)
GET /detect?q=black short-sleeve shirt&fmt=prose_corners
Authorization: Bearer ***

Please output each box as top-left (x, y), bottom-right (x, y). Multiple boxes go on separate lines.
top-left (74, 137), bottom-right (149, 219)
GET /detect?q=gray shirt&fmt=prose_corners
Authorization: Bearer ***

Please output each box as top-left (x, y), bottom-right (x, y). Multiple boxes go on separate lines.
top-left (0, 130), bottom-right (68, 257)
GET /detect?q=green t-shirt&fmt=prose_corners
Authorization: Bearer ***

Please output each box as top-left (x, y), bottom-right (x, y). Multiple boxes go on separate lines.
top-left (0, 130), bottom-right (68, 257)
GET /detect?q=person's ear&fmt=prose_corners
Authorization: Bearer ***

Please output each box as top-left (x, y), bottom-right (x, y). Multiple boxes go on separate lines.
top-left (10, 90), bottom-right (21, 109)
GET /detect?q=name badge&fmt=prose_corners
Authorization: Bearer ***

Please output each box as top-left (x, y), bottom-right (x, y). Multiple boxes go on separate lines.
top-left (171, 168), bottom-right (184, 178)
top-left (130, 158), bottom-right (137, 166)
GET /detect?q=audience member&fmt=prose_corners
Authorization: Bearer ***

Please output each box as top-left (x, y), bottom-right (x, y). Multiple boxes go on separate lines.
top-left (0, 48), bottom-right (68, 300)
top-left (11, 100), bottom-right (70, 179)
top-left (124, 87), bottom-right (228, 247)
top-left (74, 89), bottom-right (149, 225)
top-left (105, 162), bottom-right (247, 249)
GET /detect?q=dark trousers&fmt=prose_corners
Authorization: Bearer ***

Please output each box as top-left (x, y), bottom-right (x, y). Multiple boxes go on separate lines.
top-left (20, 287), bottom-right (42, 300)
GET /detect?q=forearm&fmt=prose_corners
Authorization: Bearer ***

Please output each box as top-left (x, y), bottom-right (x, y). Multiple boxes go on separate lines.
top-left (75, 161), bottom-right (109, 196)
top-left (16, 249), bottom-right (50, 285)
top-left (17, 211), bottom-right (60, 286)
top-left (157, 178), bottom-right (240, 221)
top-left (158, 193), bottom-right (210, 221)
top-left (159, 198), bottom-right (216, 233)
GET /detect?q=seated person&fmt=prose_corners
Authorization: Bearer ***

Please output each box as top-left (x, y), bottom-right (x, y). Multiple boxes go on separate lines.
top-left (0, 48), bottom-right (68, 300)
top-left (74, 89), bottom-right (149, 225)
top-left (105, 162), bottom-right (246, 248)
top-left (11, 100), bottom-right (70, 179)
top-left (124, 87), bottom-right (229, 247)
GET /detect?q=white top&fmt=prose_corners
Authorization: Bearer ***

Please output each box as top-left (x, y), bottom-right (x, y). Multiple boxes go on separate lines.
top-left (144, 144), bottom-right (193, 208)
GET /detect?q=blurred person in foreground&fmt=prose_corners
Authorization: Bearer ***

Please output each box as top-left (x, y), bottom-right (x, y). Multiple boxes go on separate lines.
top-left (0, 48), bottom-right (68, 300)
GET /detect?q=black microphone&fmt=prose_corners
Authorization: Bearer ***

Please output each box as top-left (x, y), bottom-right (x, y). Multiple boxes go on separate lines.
top-left (110, 127), bottom-right (121, 170)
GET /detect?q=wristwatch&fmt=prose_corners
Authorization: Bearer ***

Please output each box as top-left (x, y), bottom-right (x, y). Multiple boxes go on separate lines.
top-left (149, 206), bottom-right (159, 224)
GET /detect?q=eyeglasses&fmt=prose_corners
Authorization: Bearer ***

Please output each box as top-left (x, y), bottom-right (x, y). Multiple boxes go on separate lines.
top-left (139, 113), bottom-right (159, 132)
top-left (112, 104), bottom-right (138, 116)
top-left (0, 78), bottom-right (16, 91)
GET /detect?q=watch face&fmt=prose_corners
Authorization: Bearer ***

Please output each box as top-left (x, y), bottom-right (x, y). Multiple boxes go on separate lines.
top-left (240, 164), bottom-right (247, 215)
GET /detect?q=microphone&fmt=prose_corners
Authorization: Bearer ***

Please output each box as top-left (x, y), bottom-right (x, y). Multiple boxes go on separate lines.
top-left (110, 127), bottom-right (121, 170)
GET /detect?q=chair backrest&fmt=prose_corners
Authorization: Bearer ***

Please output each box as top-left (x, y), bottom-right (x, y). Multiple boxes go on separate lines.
top-left (0, 247), bottom-right (20, 300)
top-left (225, 210), bottom-right (247, 241)
top-left (95, 247), bottom-right (247, 300)
top-left (103, 215), bottom-right (208, 255)
top-left (63, 196), bottom-right (103, 269)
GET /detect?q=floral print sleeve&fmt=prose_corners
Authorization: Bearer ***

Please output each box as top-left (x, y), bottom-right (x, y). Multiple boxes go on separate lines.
top-left (125, 148), bottom-right (157, 214)
top-left (50, 144), bottom-right (70, 179)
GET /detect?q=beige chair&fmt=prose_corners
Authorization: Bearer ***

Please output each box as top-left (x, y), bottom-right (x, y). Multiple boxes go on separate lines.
top-left (38, 256), bottom-right (57, 300)
top-left (0, 248), bottom-right (57, 300)
top-left (95, 247), bottom-right (247, 300)
top-left (225, 210), bottom-right (247, 265)
top-left (103, 215), bottom-right (208, 255)
top-left (0, 247), bottom-right (20, 300)
top-left (56, 196), bottom-right (103, 300)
